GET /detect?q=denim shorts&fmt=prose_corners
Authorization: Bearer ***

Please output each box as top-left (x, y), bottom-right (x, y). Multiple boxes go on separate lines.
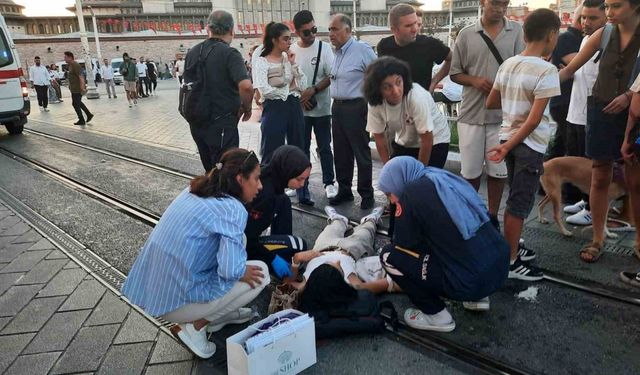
top-left (586, 96), bottom-right (628, 161)
top-left (505, 143), bottom-right (544, 219)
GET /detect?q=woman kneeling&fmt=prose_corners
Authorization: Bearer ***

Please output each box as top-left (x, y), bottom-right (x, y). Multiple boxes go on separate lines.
top-left (122, 148), bottom-right (269, 359)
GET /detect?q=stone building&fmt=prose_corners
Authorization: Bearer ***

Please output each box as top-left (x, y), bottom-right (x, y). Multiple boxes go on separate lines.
top-left (330, 0), bottom-right (424, 27)
top-left (1, 0), bottom-right (28, 34)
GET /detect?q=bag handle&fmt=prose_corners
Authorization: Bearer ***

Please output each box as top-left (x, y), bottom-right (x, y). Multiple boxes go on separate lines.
top-left (311, 41), bottom-right (322, 86)
top-left (478, 31), bottom-right (504, 65)
top-left (594, 23), bottom-right (614, 63)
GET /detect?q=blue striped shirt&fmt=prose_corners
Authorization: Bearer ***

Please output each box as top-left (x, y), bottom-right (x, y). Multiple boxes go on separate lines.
top-left (122, 188), bottom-right (248, 317)
top-left (330, 37), bottom-right (377, 100)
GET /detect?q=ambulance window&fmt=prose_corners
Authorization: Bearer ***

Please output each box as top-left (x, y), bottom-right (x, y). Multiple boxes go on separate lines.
top-left (0, 29), bottom-right (14, 68)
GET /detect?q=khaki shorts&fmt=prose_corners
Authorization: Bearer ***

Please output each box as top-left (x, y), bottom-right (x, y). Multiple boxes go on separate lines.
top-left (123, 80), bottom-right (137, 92)
top-left (457, 122), bottom-right (508, 180)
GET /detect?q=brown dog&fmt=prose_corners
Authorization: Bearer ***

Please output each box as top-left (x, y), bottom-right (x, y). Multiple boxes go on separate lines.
top-left (537, 156), bottom-right (628, 237)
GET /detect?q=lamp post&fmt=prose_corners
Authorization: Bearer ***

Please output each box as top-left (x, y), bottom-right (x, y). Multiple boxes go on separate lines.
top-left (74, 0), bottom-right (99, 99)
top-left (352, 0), bottom-right (357, 34)
top-left (447, 0), bottom-right (453, 47)
top-left (88, 6), bottom-right (102, 63)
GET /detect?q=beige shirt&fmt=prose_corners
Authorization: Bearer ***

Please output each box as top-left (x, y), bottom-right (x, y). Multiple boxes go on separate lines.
top-left (450, 18), bottom-right (525, 126)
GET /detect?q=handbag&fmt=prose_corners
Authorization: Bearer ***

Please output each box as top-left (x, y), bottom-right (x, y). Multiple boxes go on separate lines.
top-left (305, 42), bottom-right (323, 110)
top-left (267, 55), bottom-right (287, 88)
top-left (268, 283), bottom-right (300, 314)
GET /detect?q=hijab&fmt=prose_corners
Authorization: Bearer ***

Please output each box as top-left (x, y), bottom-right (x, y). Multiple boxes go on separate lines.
top-left (260, 145), bottom-right (311, 194)
top-left (378, 156), bottom-right (490, 240)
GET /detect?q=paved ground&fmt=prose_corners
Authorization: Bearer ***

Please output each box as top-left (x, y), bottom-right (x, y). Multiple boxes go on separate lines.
top-left (4, 80), bottom-right (637, 374)
top-left (0, 202), bottom-right (197, 375)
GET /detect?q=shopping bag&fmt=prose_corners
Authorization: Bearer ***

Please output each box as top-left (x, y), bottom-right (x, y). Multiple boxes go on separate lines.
top-left (226, 309), bottom-right (317, 375)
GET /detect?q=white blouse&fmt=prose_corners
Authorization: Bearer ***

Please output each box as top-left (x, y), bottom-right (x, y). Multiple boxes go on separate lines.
top-left (253, 52), bottom-right (307, 102)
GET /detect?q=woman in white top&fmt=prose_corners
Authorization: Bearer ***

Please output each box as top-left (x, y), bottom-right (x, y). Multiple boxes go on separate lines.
top-left (253, 22), bottom-right (307, 164)
top-left (364, 56), bottom-right (450, 168)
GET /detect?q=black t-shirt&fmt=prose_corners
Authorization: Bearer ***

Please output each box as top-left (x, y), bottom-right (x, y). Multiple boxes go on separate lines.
top-left (184, 38), bottom-right (249, 119)
top-left (550, 27), bottom-right (582, 108)
top-left (146, 62), bottom-right (157, 79)
top-left (377, 35), bottom-right (450, 90)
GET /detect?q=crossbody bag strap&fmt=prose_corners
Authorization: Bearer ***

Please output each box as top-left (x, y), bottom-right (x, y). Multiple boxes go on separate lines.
top-left (311, 41), bottom-right (322, 85)
top-left (478, 31), bottom-right (504, 65)
top-left (199, 41), bottom-right (218, 91)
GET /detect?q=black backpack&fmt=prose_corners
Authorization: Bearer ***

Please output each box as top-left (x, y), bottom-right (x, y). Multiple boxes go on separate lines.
top-left (310, 290), bottom-right (398, 339)
top-left (178, 41), bottom-right (217, 125)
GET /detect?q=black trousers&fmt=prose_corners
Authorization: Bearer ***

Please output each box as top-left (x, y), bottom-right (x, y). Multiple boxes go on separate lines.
top-left (71, 93), bottom-right (91, 122)
top-left (331, 99), bottom-right (373, 199)
top-left (34, 85), bottom-right (48, 108)
top-left (190, 115), bottom-right (239, 172)
top-left (566, 122), bottom-right (590, 206)
top-left (391, 142), bottom-right (450, 169)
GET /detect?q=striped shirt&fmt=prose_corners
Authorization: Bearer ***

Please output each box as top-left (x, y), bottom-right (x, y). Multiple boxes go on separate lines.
top-left (122, 188), bottom-right (248, 317)
top-left (493, 55), bottom-right (560, 154)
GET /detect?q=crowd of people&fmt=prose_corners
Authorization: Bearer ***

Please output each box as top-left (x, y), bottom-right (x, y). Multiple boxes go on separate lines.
top-left (117, 0), bottom-right (640, 360)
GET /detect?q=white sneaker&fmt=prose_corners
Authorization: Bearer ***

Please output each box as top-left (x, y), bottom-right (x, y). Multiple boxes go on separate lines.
top-left (325, 184), bottom-right (338, 199)
top-left (285, 189), bottom-right (297, 197)
top-left (43, 107), bottom-right (49, 112)
top-left (404, 307), bottom-right (455, 332)
top-left (360, 207), bottom-right (384, 224)
top-left (176, 323), bottom-right (216, 359)
top-left (564, 200), bottom-right (586, 214)
top-left (463, 297), bottom-right (490, 311)
top-left (324, 206), bottom-right (349, 227)
top-left (566, 208), bottom-right (592, 226)
top-left (206, 308), bottom-right (255, 333)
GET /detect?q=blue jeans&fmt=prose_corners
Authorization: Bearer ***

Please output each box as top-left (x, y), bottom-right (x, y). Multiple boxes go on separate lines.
top-left (297, 115), bottom-right (335, 201)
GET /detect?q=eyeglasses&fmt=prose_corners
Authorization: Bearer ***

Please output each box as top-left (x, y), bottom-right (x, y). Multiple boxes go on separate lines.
top-left (300, 26), bottom-right (318, 37)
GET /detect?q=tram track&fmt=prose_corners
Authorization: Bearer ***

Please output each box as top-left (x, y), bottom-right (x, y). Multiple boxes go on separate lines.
top-left (2, 131), bottom-right (638, 374)
top-left (16, 129), bottom-right (640, 307)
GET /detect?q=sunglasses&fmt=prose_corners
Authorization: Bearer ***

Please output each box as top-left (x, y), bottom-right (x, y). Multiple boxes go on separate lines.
top-left (242, 150), bottom-right (256, 166)
top-left (300, 26), bottom-right (318, 37)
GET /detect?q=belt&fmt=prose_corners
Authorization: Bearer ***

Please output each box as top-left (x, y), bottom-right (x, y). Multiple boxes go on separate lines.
top-left (333, 98), bottom-right (364, 105)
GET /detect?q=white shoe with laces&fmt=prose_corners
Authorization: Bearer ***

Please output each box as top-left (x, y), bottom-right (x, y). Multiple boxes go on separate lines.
top-left (324, 206), bottom-right (349, 227)
top-left (404, 307), bottom-right (455, 332)
top-left (564, 200), bottom-right (586, 214)
top-left (361, 207), bottom-right (384, 224)
top-left (566, 208), bottom-right (592, 225)
top-left (325, 184), bottom-right (338, 199)
top-left (175, 323), bottom-right (216, 359)
top-left (463, 297), bottom-right (490, 311)
top-left (206, 308), bottom-right (255, 333)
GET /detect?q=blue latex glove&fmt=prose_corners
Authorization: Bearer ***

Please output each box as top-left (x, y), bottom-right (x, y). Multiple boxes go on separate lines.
top-left (271, 255), bottom-right (293, 279)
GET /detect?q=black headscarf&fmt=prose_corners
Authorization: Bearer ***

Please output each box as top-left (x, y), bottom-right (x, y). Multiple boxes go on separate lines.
top-left (260, 145), bottom-right (311, 194)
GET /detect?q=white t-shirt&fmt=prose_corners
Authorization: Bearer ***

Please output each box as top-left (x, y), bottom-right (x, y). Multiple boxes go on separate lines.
top-left (366, 83), bottom-right (451, 147)
top-left (290, 39), bottom-right (335, 117)
top-left (174, 60), bottom-right (185, 76)
top-left (136, 62), bottom-right (147, 77)
top-left (631, 72), bottom-right (640, 92)
top-left (493, 55), bottom-right (561, 154)
top-left (303, 251), bottom-right (356, 284)
top-left (567, 36), bottom-right (600, 126)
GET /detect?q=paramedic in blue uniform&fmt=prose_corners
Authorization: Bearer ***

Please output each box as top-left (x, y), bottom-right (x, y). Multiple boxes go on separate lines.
top-left (377, 156), bottom-right (509, 332)
top-left (244, 146), bottom-right (311, 279)
top-left (122, 148), bottom-right (269, 359)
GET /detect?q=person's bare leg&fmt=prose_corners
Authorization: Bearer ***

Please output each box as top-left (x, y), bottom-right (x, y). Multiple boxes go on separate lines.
top-left (625, 162), bottom-right (640, 248)
top-left (466, 176), bottom-right (481, 191)
top-left (587, 161), bottom-right (613, 254)
top-left (487, 176), bottom-right (506, 218)
top-left (504, 212), bottom-right (524, 261)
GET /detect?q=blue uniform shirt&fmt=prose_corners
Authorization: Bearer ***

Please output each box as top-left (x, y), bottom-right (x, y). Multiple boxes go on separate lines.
top-left (330, 37), bottom-right (377, 100)
top-left (122, 189), bottom-right (248, 317)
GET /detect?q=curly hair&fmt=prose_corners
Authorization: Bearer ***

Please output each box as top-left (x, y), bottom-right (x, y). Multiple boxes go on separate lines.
top-left (363, 56), bottom-right (413, 106)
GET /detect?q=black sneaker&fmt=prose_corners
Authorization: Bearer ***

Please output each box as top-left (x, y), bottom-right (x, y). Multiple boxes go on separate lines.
top-left (86, 113), bottom-right (94, 123)
top-left (360, 196), bottom-right (375, 210)
top-left (517, 239), bottom-right (536, 262)
top-left (509, 258), bottom-right (544, 281)
top-left (73, 120), bottom-right (86, 126)
top-left (298, 199), bottom-right (315, 207)
top-left (619, 270), bottom-right (640, 288)
top-left (329, 193), bottom-right (354, 206)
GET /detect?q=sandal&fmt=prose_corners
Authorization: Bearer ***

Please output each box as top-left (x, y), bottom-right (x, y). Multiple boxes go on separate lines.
top-left (580, 242), bottom-right (603, 263)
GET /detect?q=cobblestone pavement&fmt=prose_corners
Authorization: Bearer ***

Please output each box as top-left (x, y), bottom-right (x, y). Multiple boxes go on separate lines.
top-left (0, 202), bottom-right (197, 375)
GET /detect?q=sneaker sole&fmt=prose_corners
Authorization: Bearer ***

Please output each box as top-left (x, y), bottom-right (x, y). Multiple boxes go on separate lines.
top-left (519, 254), bottom-right (537, 262)
top-left (566, 219), bottom-right (592, 226)
top-left (462, 303), bottom-right (490, 311)
top-left (508, 272), bottom-right (544, 281)
top-left (174, 328), bottom-right (216, 359)
top-left (405, 319), bottom-right (456, 332)
top-left (206, 315), bottom-right (254, 333)
top-left (619, 272), bottom-right (640, 287)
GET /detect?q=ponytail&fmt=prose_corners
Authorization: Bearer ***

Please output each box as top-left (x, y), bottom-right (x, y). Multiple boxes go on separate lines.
top-left (190, 149), bottom-right (259, 199)
top-left (261, 22), bottom-right (290, 57)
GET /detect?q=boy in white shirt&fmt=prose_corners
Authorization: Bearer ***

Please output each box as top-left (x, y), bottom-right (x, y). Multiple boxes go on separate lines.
top-left (486, 9), bottom-right (561, 282)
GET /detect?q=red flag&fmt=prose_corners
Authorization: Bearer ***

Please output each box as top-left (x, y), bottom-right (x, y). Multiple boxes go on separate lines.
top-left (114, 19), bottom-right (120, 24)
top-left (253, 23), bottom-right (258, 34)
top-left (124, 20), bottom-right (130, 31)
top-left (245, 24), bottom-right (251, 34)
top-left (149, 23), bottom-right (157, 34)
top-left (189, 23), bottom-right (195, 35)
top-left (260, 23), bottom-right (265, 33)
